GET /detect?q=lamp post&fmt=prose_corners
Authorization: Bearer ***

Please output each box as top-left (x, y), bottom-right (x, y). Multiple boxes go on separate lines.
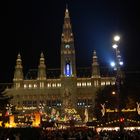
top-left (112, 35), bottom-right (124, 131)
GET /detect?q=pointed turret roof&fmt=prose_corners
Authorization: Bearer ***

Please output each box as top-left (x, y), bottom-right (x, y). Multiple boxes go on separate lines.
top-left (16, 53), bottom-right (22, 68)
top-left (65, 6), bottom-right (70, 18)
top-left (92, 50), bottom-right (99, 65)
top-left (37, 52), bottom-right (46, 80)
top-left (39, 52), bottom-right (45, 67)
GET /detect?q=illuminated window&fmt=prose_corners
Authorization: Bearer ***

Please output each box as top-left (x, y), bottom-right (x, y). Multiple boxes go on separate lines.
top-left (68, 50), bottom-right (71, 54)
top-left (96, 81), bottom-right (99, 87)
top-left (29, 84), bottom-right (32, 88)
top-left (52, 83), bottom-right (56, 87)
top-left (77, 82), bottom-right (81, 87)
top-left (64, 51), bottom-right (67, 54)
top-left (111, 81), bottom-right (115, 85)
top-left (34, 84), bottom-right (37, 88)
top-left (47, 83), bottom-right (51, 87)
top-left (40, 82), bottom-right (44, 88)
top-left (87, 82), bottom-right (91, 86)
top-left (77, 99), bottom-right (92, 107)
top-left (57, 83), bottom-right (61, 87)
top-left (24, 84), bottom-right (27, 89)
top-left (82, 82), bottom-right (86, 86)
top-left (106, 81), bottom-right (110, 85)
top-left (94, 81), bottom-right (97, 87)
top-left (101, 82), bottom-right (105, 86)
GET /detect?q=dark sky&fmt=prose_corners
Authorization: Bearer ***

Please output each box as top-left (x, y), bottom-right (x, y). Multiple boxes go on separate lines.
top-left (1, 0), bottom-right (140, 83)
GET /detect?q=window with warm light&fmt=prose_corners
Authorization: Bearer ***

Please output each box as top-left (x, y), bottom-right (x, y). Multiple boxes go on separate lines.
top-left (77, 82), bottom-right (81, 87)
top-left (101, 82), bottom-right (105, 86)
top-left (87, 82), bottom-right (91, 86)
top-left (82, 82), bottom-right (86, 86)
top-left (106, 81), bottom-right (110, 85)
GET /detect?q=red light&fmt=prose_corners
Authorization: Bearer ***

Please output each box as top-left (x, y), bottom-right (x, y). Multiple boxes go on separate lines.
top-left (120, 117), bottom-right (124, 122)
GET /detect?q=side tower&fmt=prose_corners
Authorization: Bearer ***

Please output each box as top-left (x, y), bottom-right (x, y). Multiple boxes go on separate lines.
top-left (91, 50), bottom-right (101, 87)
top-left (37, 52), bottom-right (46, 88)
top-left (13, 53), bottom-right (24, 88)
top-left (91, 50), bottom-right (100, 78)
top-left (61, 7), bottom-right (76, 77)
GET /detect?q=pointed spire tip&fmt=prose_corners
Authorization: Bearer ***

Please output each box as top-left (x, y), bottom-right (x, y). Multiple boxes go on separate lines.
top-left (65, 4), bottom-right (69, 18)
top-left (40, 52), bottom-right (44, 58)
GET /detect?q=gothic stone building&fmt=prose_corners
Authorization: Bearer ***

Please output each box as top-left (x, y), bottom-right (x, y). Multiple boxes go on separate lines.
top-left (4, 8), bottom-right (115, 119)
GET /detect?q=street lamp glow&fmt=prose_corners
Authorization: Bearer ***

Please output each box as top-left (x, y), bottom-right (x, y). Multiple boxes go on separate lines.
top-left (114, 35), bottom-right (120, 42)
top-left (112, 91), bottom-right (116, 95)
top-left (119, 61), bottom-right (123, 66)
top-left (110, 61), bottom-right (115, 67)
top-left (112, 44), bottom-right (118, 49)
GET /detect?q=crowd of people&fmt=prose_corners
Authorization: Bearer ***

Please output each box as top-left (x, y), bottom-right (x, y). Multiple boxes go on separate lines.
top-left (0, 127), bottom-right (140, 140)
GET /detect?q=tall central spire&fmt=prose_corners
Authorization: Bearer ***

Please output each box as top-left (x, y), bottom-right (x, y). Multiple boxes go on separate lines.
top-left (61, 6), bottom-right (76, 77)
top-left (61, 7), bottom-right (73, 43)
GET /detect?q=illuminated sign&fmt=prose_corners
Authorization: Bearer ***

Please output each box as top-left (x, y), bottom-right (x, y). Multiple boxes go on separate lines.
top-left (106, 108), bottom-right (136, 113)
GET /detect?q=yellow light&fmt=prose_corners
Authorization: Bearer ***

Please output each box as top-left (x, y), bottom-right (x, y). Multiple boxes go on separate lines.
top-left (5, 122), bottom-right (9, 128)
top-left (32, 113), bottom-right (41, 127)
top-left (0, 121), bottom-right (2, 127)
top-left (112, 91), bottom-right (116, 95)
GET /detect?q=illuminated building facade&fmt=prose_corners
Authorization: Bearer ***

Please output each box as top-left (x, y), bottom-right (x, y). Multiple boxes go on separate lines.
top-left (4, 8), bottom-right (115, 119)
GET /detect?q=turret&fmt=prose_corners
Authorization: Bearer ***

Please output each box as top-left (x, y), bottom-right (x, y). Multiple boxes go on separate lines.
top-left (91, 50), bottom-right (100, 78)
top-left (13, 53), bottom-right (24, 88)
top-left (37, 52), bottom-right (46, 88)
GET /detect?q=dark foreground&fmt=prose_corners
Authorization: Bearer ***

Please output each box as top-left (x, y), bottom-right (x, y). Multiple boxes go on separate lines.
top-left (0, 127), bottom-right (140, 140)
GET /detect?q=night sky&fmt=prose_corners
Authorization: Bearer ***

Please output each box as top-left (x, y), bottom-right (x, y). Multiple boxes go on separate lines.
top-left (1, 0), bottom-right (140, 83)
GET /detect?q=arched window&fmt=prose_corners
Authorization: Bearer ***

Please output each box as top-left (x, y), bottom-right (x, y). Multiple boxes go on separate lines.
top-left (65, 62), bottom-right (72, 77)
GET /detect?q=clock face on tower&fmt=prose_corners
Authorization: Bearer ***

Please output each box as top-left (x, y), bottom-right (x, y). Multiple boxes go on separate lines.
top-left (65, 44), bottom-right (70, 49)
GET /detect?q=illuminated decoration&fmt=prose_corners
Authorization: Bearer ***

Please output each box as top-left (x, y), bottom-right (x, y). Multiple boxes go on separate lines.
top-left (63, 108), bottom-right (81, 122)
top-left (63, 115), bottom-right (68, 122)
top-left (32, 112), bottom-right (41, 127)
top-left (106, 108), bottom-right (137, 112)
top-left (56, 111), bottom-right (60, 121)
top-left (84, 108), bottom-right (88, 123)
top-left (119, 117), bottom-right (125, 123)
top-left (101, 103), bottom-right (105, 117)
top-left (51, 108), bottom-right (57, 118)
top-left (5, 104), bottom-right (13, 116)
top-left (136, 102), bottom-right (140, 115)
top-left (15, 106), bottom-right (37, 110)
top-left (65, 44), bottom-right (70, 48)
top-left (38, 103), bottom-right (45, 114)
top-left (5, 122), bottom-right (10, 128)
top-left (0, 121), bottom-right (2, 127)
top-left (4, 115), bottom-right (16, 128)
top-left (65, 108), bottom-right (77, 114)
top-left (65, 63), bottom-right (72, 77)
top-left (9, 115), bottom-right (16, 127)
